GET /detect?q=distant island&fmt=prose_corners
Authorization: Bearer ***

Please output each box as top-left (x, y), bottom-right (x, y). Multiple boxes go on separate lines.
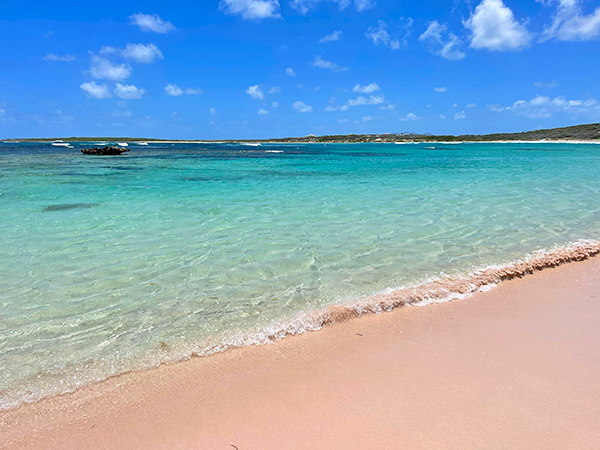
top-left (5, 122), bottom-right (600, 144)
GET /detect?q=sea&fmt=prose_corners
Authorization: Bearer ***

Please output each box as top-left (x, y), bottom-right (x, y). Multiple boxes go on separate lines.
top-left (1, 140), bottom-right (599, 410)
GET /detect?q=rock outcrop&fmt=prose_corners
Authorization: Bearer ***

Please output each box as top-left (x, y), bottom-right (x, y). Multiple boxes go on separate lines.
top-left (81, 146), bottom-right (130, 155)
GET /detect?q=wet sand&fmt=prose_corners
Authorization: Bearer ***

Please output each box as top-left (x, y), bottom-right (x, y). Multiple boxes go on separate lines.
top-left (2, 257), bottom-right (599, 449)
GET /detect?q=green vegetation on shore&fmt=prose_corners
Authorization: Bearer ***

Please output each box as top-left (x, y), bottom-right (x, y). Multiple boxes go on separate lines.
top-left (4, 122), bottom-right (600, 144)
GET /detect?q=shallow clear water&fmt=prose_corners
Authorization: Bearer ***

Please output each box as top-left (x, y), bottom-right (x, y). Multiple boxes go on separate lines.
top-left (1, 141), bottom-right (599, 409)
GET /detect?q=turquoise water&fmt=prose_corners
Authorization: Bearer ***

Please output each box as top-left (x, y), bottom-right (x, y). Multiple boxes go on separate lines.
top-left (1, 141), bottom-right (599, 409)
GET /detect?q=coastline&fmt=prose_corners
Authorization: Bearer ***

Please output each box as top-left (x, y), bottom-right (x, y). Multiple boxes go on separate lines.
top-left (2, 252), bottom-right (599, 449)
top-left (4, 139), bottom-right (600, 144)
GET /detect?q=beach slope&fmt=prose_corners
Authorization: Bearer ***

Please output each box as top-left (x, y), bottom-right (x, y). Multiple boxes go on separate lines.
top-left (2, 257), bottom-right (600, 449)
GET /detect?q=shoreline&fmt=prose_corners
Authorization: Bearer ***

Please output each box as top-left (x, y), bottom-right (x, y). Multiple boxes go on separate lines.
top-left (1, 240), bottom-right (598, 412)
top-left (2, 249), bottom-right (600, 448)
top-left (4, 139), bottom-right (600, 145)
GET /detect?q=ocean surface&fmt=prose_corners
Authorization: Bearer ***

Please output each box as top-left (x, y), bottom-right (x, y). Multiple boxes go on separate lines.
top-left (1, 141), bottom-right (599, 410)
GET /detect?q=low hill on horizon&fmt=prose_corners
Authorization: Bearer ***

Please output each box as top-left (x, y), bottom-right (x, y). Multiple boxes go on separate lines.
top-left (5, 122), bottom-right (600, 144)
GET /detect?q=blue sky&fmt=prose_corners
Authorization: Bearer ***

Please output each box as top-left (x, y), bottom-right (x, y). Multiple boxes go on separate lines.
top-left (1, 0), bottom-right (599, 139)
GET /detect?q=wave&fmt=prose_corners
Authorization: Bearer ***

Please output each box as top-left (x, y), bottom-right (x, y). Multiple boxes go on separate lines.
top-left (2, 240), bottom-right (599, 411)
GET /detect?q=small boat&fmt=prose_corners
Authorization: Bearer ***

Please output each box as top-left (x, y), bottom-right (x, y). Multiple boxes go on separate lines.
top-left (117, 142), bottom-right (129, 147)
top-left (136, 142), bottom-right (149, 146)
top-left (51, 140), bottom-right (71, 147)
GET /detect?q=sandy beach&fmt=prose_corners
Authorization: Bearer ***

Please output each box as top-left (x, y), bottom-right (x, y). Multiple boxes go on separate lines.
top-left (2, 256), bottom-right (599, 449)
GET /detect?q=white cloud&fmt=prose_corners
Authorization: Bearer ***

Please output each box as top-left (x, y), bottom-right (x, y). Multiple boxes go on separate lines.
top-left (258, 108), bottom-right (269, 115)
top-left (353, 82), bottom-right (380, 94)
top-left (292, 100), bottom-right (313, 112)
top-left (506, 94), bottom-right (600, 118)
top-left (272, 101), bottom-right (280, 107)
top-left (129, 13), bottom-right (175, 33)
top-left (418, 21), bottom-right (466, 60)
top-left (454, 110), bottom-right (466, 119)
top-left (347, 95), bottom-right (385, 107)
top-left (366, 19), bottom-right (413, 50)
top-left (399, 112), bottom-right (421, 121)
top-left (285, 67), bottom-right (297, 77)
top-left (90, 56), bottom-right (132, 81)
top-left (165, 84), bottom-right (183, 96)
top-left (43, 53), bottom-right (76, 62)
top-left (380, 104), bottom-right (395, 110)
top-left (541, 0), bottom-right (600, 41)
top-left (312, 55), bottom-right (348, 72)
top-left (219, 0), bottom-right (281, 19)
top-left (269, 86), bottom-right (281, 94)
top-left (434, 87), bottom-right (448, 92)
top-left (210, 107), bottom-right (218, 115)
top-left (534, 80), bottom-right (559, 88)
top-left (115, 83), bottom-right (145, 99)
top-left (164, 84), bottom-right (202, 96)
top-left (0, 108), bottom-right (5, 115)
top-left (246, 85), bottom-right (265, 100)
top-left (121, 43), bottom-right (163, 63)
top-left (361, 115), bottom-right (376, 123)
top-left (326, 95), bottom-right (385, 111)
top-left (338, 118), bottom-right (348, 123)
top-left (320, 30), bottom-right (343, 43)
top-left (464, 0), bottom-right (532, 51)
top-left (439, 114), bottom-right (446, 119)
top-left (291, 0), bottom-right (374, 14)
top-left (466, 103), bottom-right (477, 108)
top-left (80, 81), bottom-right (112, 99)
top-left (354, 0), bottom-right (375, 11)
top-left (452, 102), bottom-right (458, 107)
top-left (488, 104), bottom-right (506, 112)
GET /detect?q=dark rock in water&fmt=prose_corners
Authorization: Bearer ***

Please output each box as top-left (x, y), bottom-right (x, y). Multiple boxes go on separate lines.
top-left (82, 146), bottom-right (130, 155)
top-left (43, 203), bottom-right (99, 212)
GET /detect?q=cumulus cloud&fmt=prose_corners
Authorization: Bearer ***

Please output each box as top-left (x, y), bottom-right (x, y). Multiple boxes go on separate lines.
top-left (114, 83), bottom-right (145, 99)
top-left (380, 104), bottom-right (395, 110)
top-left (464, 0), bottom-right (532, 51)
top-left (129, 12), bottom-right (175, 33)
top-left (454, 110), bottom-right (466, 119)
top-left (320, 30), bottom-right (343, 43)
top-left (291, 0), bottom-right (375, 14)
top-left (285, 67), bottom-right (297, 77)
top-left (418, 21), bottom-right (466, 60)
top-left (121, 43), bottom-right (163, 63)
top-left (312, 55), bottom-right (348, 72)
top-left (80, 81), bottom-right (112, 99)
top-left (541, 0), bottom-right (600, 41)
top-left (488, 104), bottom-right (506, 112)
top-left (534, 80), bottom-right (559, 88)
top-left (292, 100), bottom-right (313, 112)
top-left (399, 112), bottom-right (421, 121)
top-left (366, 19), bottom-right (412, 50)
top-left (466, 103), bottom-right (477, 108)
top-left (272, 101), bottom-right (280, 107)
top-left (246, 85), bottom-right (265, 100)
top-left (506, 95), bottom-right (600, 118)
top-left (434, 87), bottom-right (448, 92)
top-left (325, 95), bottom-right (385, 111)
top-left (219, 0), bottom-right (281, 19)
top-left (353, 82), bottom-right (380, 94)
top-left (165, 84), bottom-right (183, 96)
top-left (258, 108), bottom-right (269, 115)
top-left (164, 84), bottom-right (202, 96)
top-left (90, 56), bottom-right (132, 81)
top-left (269, 86), bottom-right (281, 94)
top-left (209, 107), bottom-right (218, 115)
top-left (43, 53), bottom-right (76, 62)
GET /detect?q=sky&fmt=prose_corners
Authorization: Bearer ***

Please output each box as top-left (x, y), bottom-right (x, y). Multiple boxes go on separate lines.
top-left (1, 0), bottom-right (600, 139)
